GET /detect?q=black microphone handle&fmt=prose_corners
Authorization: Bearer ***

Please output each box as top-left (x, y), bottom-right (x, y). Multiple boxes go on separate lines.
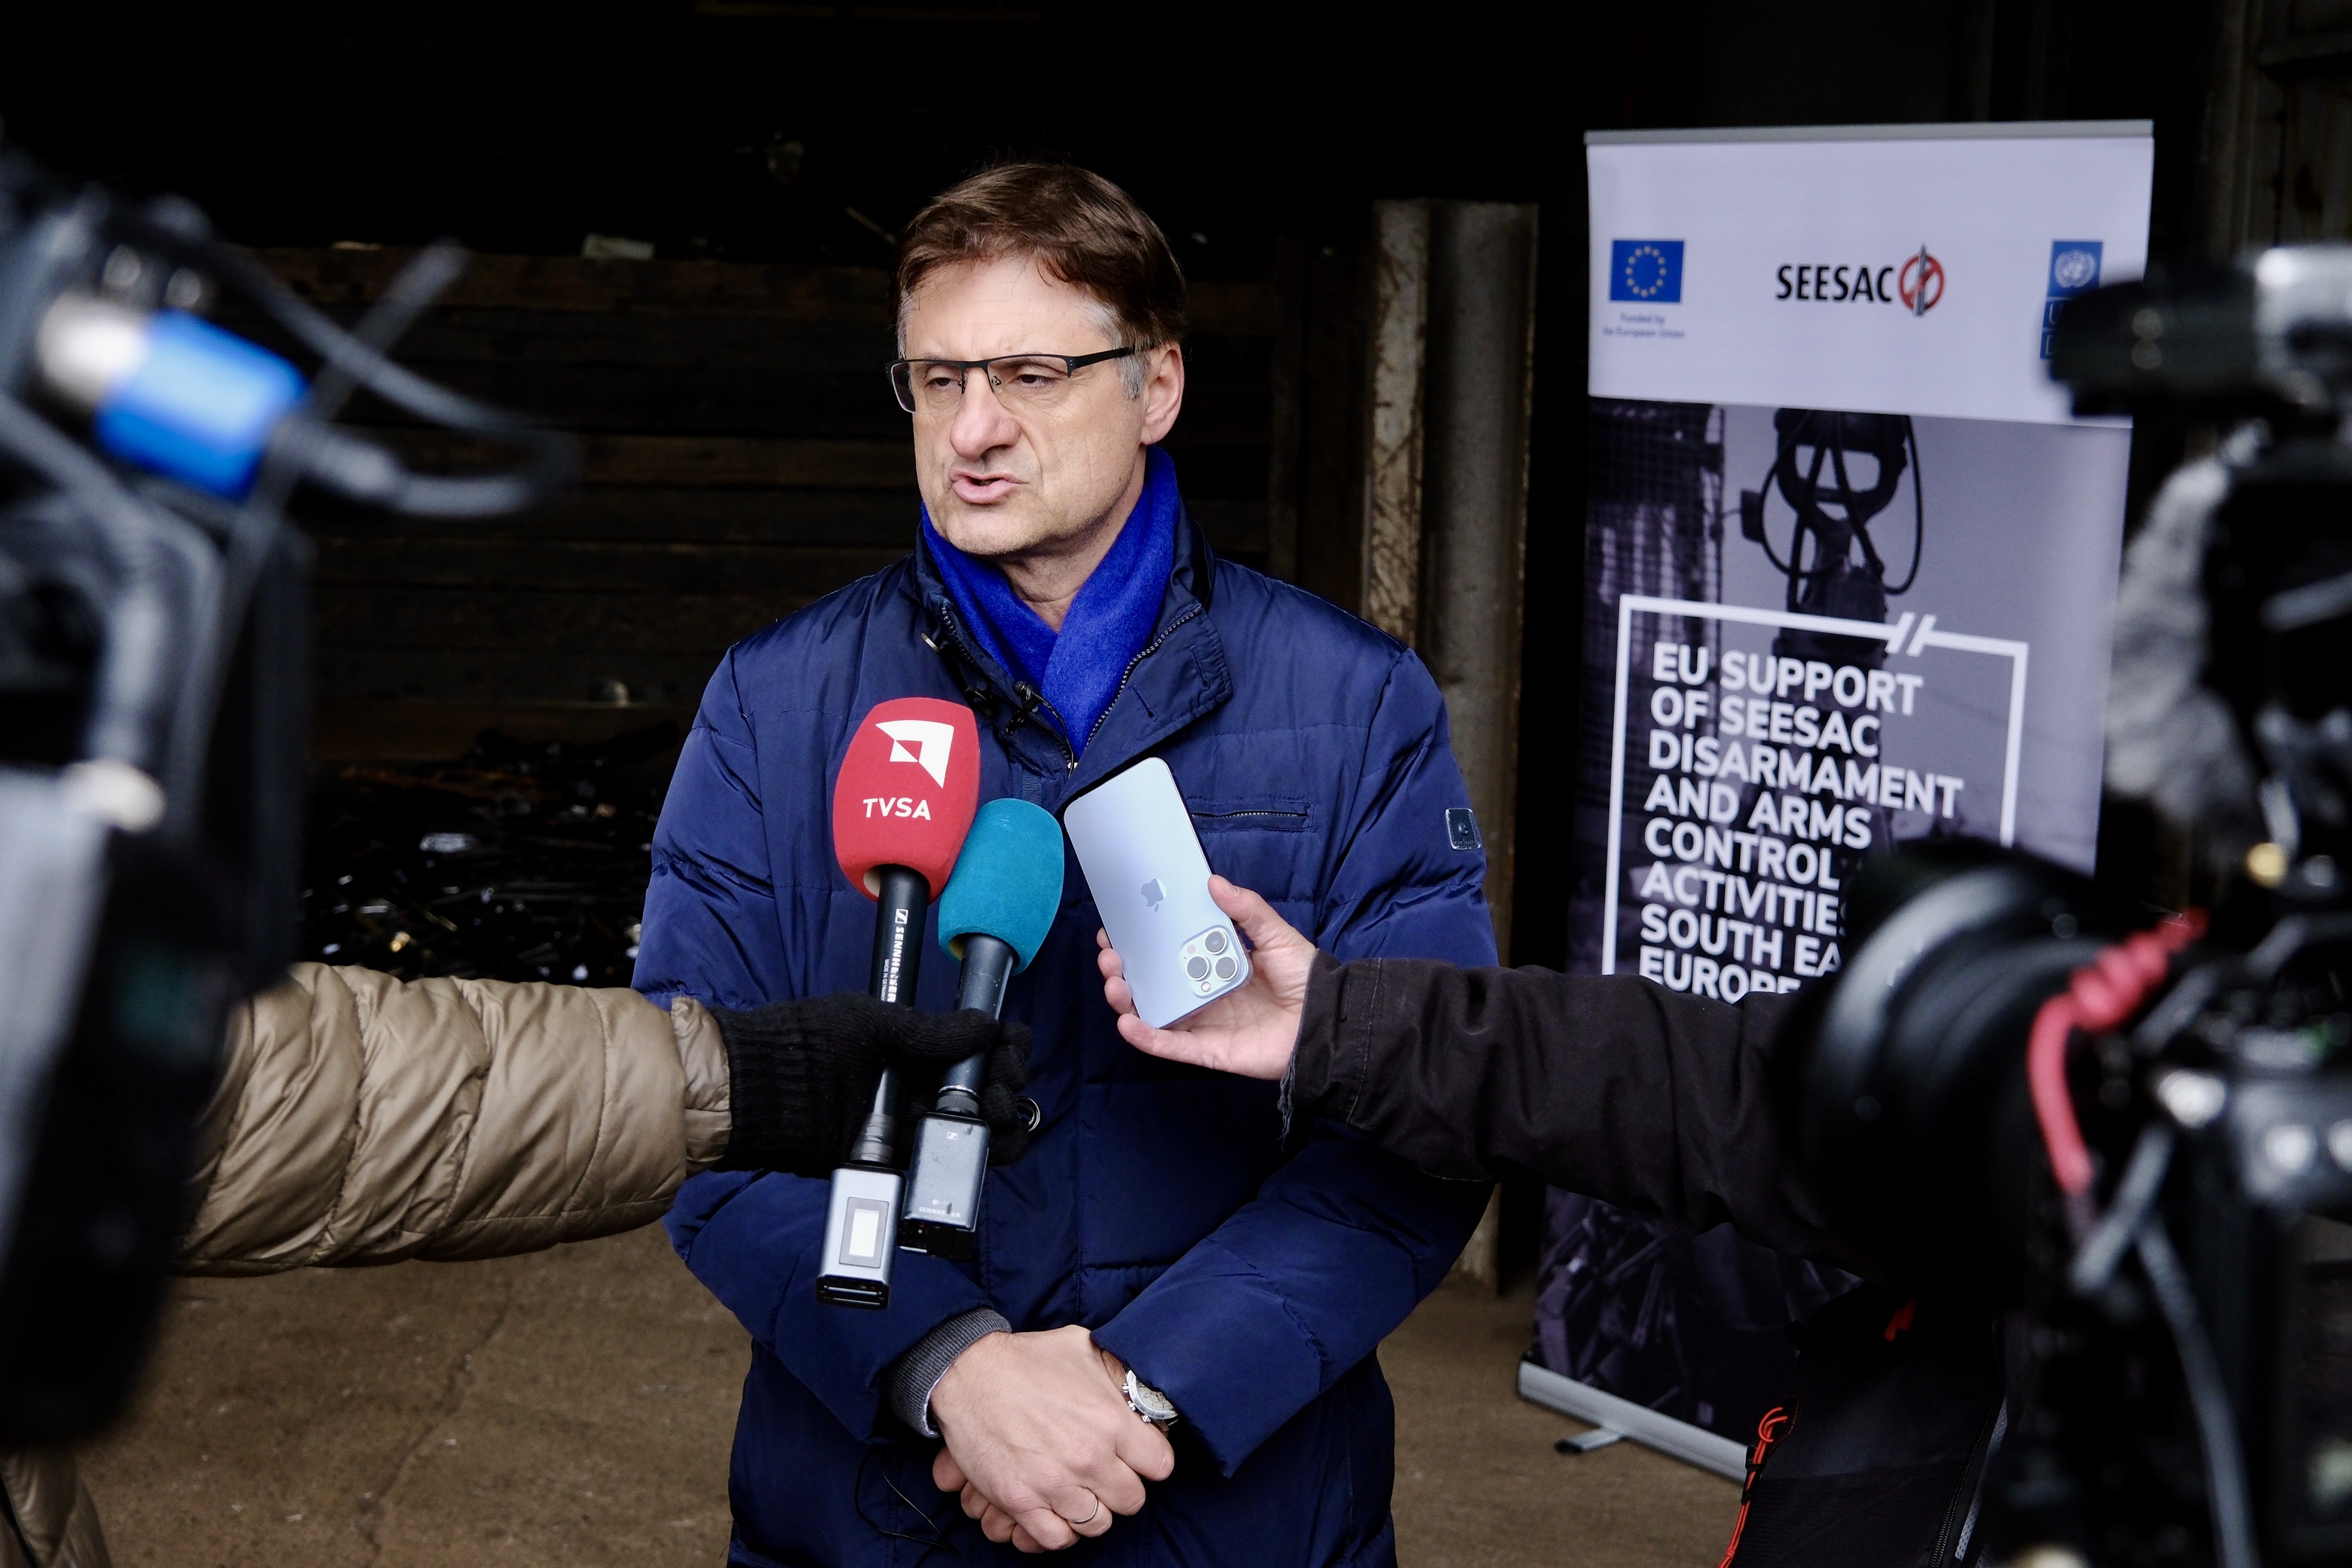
top-left (849, 865), bottom-right (929, 1167)
top-left (953, 933), bottom-right (1017, 1018)
top-left (866, 865), bottom-right (929, 1003)
top-left (938, 933), bottom-right (1018, 1114)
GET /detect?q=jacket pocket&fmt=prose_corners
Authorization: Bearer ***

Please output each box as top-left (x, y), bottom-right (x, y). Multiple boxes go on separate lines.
top-left (1187, 795), bottom-right (1312, 833)
top-left (1186, 796), bottom-right (1320, 905)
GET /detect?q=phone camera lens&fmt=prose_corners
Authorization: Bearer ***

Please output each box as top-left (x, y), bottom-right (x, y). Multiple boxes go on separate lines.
top-left (1214, 956), bottom-right (1237, 980)
top-left (1187, 957), bottom-right (1210, 979)
top-left (1205, 930), bottom-right (1227, 954)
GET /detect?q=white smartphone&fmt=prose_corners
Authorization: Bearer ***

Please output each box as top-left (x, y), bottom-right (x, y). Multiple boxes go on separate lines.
top-left (1063, 757), bottom-right (1251, 1027)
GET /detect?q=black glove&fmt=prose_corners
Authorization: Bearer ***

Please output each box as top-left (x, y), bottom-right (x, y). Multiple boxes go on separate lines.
top-left (711, 994), bottom-right (1035, 1177)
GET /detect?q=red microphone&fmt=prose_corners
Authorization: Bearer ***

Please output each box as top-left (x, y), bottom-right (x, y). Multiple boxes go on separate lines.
top-left (831, 697), bottom-right (981, 906)
top-left (818, 697), bottom-right (980, 1309)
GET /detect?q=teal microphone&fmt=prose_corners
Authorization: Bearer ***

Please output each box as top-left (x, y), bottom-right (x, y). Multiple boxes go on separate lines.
top-left (899, 798), bottom-right (1063, 1257)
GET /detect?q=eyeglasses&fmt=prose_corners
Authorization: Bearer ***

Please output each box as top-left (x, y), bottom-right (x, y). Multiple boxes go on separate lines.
top-left (888, 348), bottom-right (1137, 415)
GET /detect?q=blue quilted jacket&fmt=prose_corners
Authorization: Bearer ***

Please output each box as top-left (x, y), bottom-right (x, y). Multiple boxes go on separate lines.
top-left (639, 498), bottom-right (1496, 1566)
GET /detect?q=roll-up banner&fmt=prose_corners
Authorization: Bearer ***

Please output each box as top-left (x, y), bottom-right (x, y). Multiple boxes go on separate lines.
top-left (1534, 122), bottom-right (2155, 1469)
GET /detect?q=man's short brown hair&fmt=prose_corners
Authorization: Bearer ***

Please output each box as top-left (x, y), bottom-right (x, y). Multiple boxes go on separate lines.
top-left (895, 164), bottom-right (1187, 355)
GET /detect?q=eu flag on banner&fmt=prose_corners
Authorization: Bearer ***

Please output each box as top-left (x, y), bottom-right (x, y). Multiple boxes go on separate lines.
top-left (1610, 240), bottom-right (1685, 303)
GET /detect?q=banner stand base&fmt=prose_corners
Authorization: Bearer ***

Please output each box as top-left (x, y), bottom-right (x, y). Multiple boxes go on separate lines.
top-left (1516, 1358), bottom-right (1747, 1481)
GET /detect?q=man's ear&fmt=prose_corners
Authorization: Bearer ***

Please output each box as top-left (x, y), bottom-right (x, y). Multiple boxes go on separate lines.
top-left (1138, 344), bottom-right (1184, 445)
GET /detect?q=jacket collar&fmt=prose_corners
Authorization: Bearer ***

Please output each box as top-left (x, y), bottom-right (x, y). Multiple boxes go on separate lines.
top-left (908, 485), bottom-right (1230, 795)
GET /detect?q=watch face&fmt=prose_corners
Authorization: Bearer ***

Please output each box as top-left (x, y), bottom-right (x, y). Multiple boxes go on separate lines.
top-left (1127, 1373), bottom-right (1177, 1424)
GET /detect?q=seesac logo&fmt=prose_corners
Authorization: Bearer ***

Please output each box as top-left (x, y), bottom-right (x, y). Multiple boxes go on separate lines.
top-left (1775, 245), bottom-right (1946, 316)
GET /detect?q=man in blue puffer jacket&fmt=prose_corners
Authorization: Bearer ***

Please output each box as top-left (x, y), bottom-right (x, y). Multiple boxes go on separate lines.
top-left (636, 162), bottom-right (1496, 1566)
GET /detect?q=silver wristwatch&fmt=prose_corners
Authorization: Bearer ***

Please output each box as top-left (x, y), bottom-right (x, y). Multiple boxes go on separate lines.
top-left (1122, 1368), bottom-right (1179, 1430)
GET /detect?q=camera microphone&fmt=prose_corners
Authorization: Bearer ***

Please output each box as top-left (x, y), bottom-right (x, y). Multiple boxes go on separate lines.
top-left (31, 285), bottom-right (570, 513)
top-left (34, 296), bottom-right (305, 499)
top-left (816, 697), bottom-right (978, 1309)
top-left (900, 798), bottom-right (1063, 1258)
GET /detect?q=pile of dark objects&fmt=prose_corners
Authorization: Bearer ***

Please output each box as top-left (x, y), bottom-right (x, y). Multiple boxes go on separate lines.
top-left (299, 724), bottom-right (682, 988)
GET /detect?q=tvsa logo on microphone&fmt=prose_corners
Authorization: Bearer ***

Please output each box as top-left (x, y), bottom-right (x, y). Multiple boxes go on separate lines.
top-left (877, 718), bottom-right (955, 785)
top-left (855, 717), bottom-right (957, 818)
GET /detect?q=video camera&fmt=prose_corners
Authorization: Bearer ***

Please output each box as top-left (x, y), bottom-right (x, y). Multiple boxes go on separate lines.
top-left (1788, 248), bottom-right (2352, 1567)
top-left (0, 145), bottom-right (567, 1441)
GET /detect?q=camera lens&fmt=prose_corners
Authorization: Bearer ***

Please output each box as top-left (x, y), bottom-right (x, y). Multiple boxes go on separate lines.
top-left (1205, 930), bottom-right (1227, 954)
top-left (1187, 957), bottom-right (1208, 979)
top-left (1214, 956), bottom-right (1237, 980)
top-left (1796, 850), bottom-right (2120, 1303)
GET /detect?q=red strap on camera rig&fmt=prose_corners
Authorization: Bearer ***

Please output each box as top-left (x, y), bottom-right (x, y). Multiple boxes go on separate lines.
top-left (2027, 911), bottom-right (2206, 1221)
top-left (1717, 1404), bottom-right (1796, 1568)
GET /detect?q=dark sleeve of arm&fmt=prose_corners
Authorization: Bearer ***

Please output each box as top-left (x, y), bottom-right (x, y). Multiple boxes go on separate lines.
top-left (1291, 957), bottom-right (1847, 1263)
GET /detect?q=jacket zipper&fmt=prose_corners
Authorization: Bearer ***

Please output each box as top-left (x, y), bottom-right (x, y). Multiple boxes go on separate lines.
top-left (1024, 684), bottom-right (1077, 771)
top-left (1083, 602), bottom-right (1205, 758)
top-left (1192, 808), bottom-right (1308, 822)
top-left (932, 597), bottom-right (1202, 773)
top-left (928, 605), bottom-right (1077, 770)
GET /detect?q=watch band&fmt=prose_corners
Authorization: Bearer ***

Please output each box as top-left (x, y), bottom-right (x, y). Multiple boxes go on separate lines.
top-left (1122, 1368), bottom-right (1179, 1429)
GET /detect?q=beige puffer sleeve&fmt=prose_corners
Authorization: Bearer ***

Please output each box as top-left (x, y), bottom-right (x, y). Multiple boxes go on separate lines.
top-left (179, 963), bottom-right (730, 1275)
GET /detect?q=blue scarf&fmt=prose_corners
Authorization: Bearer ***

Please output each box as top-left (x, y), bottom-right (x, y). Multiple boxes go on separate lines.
top-left (922, 448), bottom-right (1180, 756)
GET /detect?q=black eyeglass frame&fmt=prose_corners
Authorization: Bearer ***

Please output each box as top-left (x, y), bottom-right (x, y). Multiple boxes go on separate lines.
top-left (887, 347), bottom-right (1138, 413)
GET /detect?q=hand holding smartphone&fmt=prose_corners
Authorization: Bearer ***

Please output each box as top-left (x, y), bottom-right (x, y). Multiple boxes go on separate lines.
top-left (1062, 758), bottom-right (1250, 1027)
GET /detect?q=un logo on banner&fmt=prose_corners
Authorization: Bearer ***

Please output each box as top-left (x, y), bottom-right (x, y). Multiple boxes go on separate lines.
top-left (2042, 240), bottom-right (2103, 357)
top-left (1610, 240), bottom-right (1684, 303)
top-left (2048, 240), bottom-right (2103, 296)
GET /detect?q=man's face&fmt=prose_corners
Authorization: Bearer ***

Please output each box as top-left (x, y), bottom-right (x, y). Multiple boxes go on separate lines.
top-left (900, 254), bottom-right (1182, 564)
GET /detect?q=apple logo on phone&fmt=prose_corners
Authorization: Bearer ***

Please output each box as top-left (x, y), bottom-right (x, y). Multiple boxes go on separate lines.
top-left (1141, 879), bottom-right (1166, 911)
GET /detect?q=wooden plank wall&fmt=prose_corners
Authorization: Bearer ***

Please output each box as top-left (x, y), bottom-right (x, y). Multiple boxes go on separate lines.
top-left (232, 248), bottom-right (1281, 760)
top-left (1280, 237), bottom-right (1373, 621)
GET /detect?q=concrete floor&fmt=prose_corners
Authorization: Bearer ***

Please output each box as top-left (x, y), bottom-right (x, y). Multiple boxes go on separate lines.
top-left (78, 1228), bottom-right (1738, 1566)
top-left (1386, 1282), bottom-right (1740, 1567)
